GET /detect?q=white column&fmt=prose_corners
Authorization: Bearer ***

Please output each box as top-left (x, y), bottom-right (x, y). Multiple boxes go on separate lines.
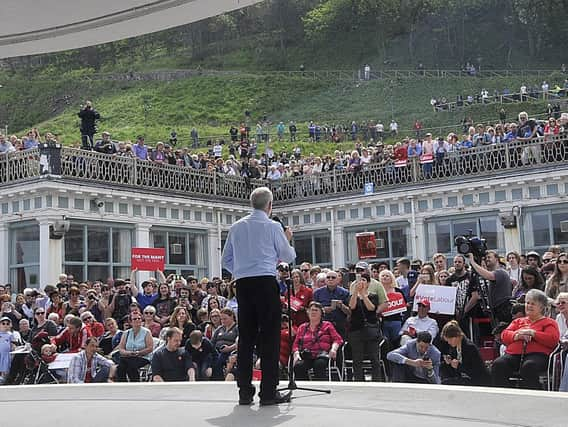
top-left (333, 225), bottom-right (345, 269)
top-left (208, 228), bottom-right (221, 278)
top-left (135, 224), bottom-right (151, 283)
top-left (0, 224), bottom-right (9, 285)
top-left (413, 218), bottom-right (426, 261)
top-left (38, 219), bottom-right (63, 289)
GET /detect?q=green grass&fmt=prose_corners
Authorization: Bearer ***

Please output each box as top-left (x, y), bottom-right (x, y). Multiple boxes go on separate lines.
top-left (1, 72), bottom-right (563, 159)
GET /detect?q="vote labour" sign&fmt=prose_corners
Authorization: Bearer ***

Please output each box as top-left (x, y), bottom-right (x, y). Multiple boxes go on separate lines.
top-left (131, 248), bottom-right (166, 271)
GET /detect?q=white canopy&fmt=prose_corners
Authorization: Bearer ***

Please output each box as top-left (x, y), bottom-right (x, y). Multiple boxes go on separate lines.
top-left (0, 0), bottom-right (263, 59)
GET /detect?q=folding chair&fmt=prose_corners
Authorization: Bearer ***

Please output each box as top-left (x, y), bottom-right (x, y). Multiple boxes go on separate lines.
top-left (547, 344), bottom-right (566, 391)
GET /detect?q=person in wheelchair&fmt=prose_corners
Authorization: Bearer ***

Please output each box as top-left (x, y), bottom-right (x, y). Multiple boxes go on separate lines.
top-left (292, 301), bottom-right (342, 380)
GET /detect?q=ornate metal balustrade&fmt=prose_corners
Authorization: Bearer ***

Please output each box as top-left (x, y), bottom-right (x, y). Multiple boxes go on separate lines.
top-left (1, 138), bottom-right (567, 205)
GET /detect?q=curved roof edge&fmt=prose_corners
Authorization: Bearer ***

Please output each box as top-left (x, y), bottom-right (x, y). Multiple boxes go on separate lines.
top-left (0, 0), bottom-right (264, 59)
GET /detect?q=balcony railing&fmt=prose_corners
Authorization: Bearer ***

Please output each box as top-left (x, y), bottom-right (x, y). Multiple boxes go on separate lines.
top-left (1, 137), bottom-right (567, 205)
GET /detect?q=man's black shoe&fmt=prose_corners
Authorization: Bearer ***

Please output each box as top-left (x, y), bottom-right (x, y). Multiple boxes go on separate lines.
top-left (259, 390), bottom-right (292, 406)
top-left (239, 386), bottom-right (255, 405)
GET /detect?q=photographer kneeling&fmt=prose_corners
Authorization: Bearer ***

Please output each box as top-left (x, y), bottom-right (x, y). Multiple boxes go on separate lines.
top-left (292, 302), bottom-right (343, 380)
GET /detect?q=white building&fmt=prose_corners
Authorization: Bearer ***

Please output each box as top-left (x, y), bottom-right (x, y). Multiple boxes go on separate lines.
top-left (1, 137), bottom-right (567, 291)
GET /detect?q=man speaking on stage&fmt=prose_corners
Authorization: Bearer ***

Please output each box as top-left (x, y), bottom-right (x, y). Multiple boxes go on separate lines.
top-left (222, 186), bottom-right (296, 406)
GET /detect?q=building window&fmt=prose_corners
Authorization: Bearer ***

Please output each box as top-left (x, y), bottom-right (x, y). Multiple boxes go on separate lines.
top-left (426, 215), bottom-right (504, 258)
top-left (293, 232), bottom-right (331, 267)
top-left (494, 191), bottom-right (506, 202)
top-left (150, 228), bottom-right (208, 278)
top-left (523, 207), bottom-right (568, 252)
top-left (345, 224), bottom-right (410, 267)
top-left (547, 184), bottom-right (558, 196)
top-left (9, 223), bottom-right (40, 292)
top-left (432, 199), bottom-right (443, 209)
top-left (390, 204), bottom-right (399, 216)
top-left (64, 222), bottom-right (133, 281)
top-left (479, 193), bottom-right (490, 205)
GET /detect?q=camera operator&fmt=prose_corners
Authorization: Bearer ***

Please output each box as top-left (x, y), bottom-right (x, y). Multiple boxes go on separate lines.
top-left (94, 131), bottom-right (117, 155)
top-left (78, 101), bottom-right (100, 150)
top-left (467, 251), bottom-right (512, 324)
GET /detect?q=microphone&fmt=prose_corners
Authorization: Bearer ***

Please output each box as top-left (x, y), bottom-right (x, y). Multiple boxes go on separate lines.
top-left (271, 215), bottom-right (286, 231)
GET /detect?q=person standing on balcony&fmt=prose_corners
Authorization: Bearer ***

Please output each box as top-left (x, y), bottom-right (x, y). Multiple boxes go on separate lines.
top-left (132, 136), bottom-right (148, 160)
top-left (78, 101), bottom-right (100, 151)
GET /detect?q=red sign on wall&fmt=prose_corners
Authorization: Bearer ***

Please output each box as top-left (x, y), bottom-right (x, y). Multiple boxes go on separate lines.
top-left (356, 232), bottom-right (377, 259)
top-left (131, 248), bottom-right (166, 271)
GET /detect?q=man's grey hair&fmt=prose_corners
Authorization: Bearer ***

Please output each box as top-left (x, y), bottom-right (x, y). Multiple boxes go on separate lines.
top-left (250, 187), bottom-right (273, 210)
top-left (525, 289), bottom-right (549, 310)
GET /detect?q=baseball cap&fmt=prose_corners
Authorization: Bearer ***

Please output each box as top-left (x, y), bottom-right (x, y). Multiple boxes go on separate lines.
top-left (526, 251), bottom-right (540, 259)
top-left (0, 316), bottom-right (12, 324)
top-left (417, 299), bottom-right (431, 309)
top-left (355, 261), bottom-right (369, 271)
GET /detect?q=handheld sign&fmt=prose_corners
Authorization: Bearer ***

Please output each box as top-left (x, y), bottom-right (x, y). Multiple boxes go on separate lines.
top-left (131, 248), bottom-right (166, 271)
top-left (412, 284), bottom-right (457, 315)
top-left (383, 292), bottom-right (406, 316)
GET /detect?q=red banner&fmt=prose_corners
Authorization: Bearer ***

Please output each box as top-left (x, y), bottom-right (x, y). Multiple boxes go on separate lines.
top-left (356, 232), bottom-right (377, 259)
top-left (383, 292), bottom-right (407, 317)
top-left (131, 248), bottom-right (166, 271)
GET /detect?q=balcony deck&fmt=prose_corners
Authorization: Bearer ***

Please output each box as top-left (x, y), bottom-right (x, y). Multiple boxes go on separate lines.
top-left (1, 136), bottom-right (567, 207)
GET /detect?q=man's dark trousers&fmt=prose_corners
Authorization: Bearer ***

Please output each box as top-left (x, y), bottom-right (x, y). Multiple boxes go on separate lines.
top-left (236, 276), bottom-right (281, 400)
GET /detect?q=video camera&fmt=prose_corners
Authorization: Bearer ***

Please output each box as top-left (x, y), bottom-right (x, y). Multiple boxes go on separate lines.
top-left (454, 231), bottom-right (487, 263)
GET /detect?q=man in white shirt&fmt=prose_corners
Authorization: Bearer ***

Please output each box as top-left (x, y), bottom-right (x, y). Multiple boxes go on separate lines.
top-left (399, 299), bottom-right (439, 345)
top-left (389, 120), bottom-right (398, 137)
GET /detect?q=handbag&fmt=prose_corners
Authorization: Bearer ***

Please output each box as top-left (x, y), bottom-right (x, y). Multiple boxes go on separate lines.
top-left (359, 298), bottom-right (382, 341)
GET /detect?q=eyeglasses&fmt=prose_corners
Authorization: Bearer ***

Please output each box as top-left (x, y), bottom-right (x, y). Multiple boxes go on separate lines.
top-left (543, 259), bottom-right (552, 263)
top-left (558, 260), bottom-right (568, 265)
top-left (131, 317), bottom-right (142, 321)
top-left (35, 311), bottom-right (45, 315)
top-left (326, 275), bottom-right (338, 279)
top-left (143, 311), bottom-right (154, 315)
top-left (83, 317), bottom-right (93, 321)
top-left (210, 315), bottom-right (220, 318)
top-left (301, 269), bottom-right (310, 272)
top-left (0, 321), bottom-right (10, 325)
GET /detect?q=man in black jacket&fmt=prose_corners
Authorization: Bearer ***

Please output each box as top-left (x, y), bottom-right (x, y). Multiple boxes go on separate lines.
top-left (78, 101), bottom-right (100, 150)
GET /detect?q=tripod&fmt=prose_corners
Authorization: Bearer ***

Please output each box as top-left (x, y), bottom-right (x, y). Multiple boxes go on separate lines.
top-left (278, 272), bottom-right (331, 396)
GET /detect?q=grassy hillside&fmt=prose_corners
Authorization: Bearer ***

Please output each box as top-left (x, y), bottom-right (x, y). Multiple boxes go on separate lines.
top-left (1, 71), bottom-right (563, 157)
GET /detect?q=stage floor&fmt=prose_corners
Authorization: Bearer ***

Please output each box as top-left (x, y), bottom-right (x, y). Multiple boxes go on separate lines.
top-left (1, 382), bottom-right (566, 427)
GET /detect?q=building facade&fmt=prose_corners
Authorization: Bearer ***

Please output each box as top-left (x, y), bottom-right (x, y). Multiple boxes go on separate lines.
top-left (1, 139), bottom-right (567, 291)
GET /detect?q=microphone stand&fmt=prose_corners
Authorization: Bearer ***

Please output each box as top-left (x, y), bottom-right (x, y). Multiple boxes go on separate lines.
top-left (278, 274), bottom-right (331, 396)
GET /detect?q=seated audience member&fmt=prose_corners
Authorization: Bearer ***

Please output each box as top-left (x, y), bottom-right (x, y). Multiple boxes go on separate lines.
top-left (186, 330), bottom-right (215, 381)
top-left (0, 316), bottom-right (16, 383)
top-left (439, 321), bottom-right (490, 386)
top-left (52, 316), bottom-right (90, 353)
top-left (99, 318), bottom-right (122, 356)
top-left (348, 273), bottom-right (382, 381)
top-left (225, 282), bottom-right (238, 316)
top-left (387, 331), bottom-right (441, 384)
top-left (545, 253), bottom-right (568, 302)
top-left (152, 327), bottom-right (195, 382)
top-left (211, 308), bottom-right (238, 379)
top-left (280, 314), bottom-right (296, 368)
top-left (400, 299), bottom-right (439, 346)
top-left (68, 337), bottom-right (116, 383)
top-left (80, 311), bottom-right (104, 338)
top-left (313, 270), bottom-right (351, 338)
top-left (555, 293), bottom-right (568, 391)
top-left (18, 319), bottom-right (32, 343)
top-left (512, 267), bottom-right (545, 301)
top-left (151, 283), bottom-right (176, 327)
top-left (31, 307), bottom-right (58, 338)
top-left (169, 306), bottom-right (196, 347)
top-left (142, 305), bottom-right (162, 338)
top-left (117, 312), bottom-right (153, 382)
top-left (292, 302), bottom-right (342, 381)
top-left (201, 281), bottom-right (227, 310)
top-left (491, 289), bottom-right (560, 389)
top-left (225, 351), bottom-right (239, 381)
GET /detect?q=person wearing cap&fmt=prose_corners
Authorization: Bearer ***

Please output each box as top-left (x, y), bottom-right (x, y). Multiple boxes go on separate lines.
top-left (94, 131), bottom-right (117, 154)
top-left (350, 262), bottom-right (388, 313)
top-left (399, 299), bottom-right (439, 346)
top-left (129, 268), bottom-right (162, 310)
top-left (387, 331), bottom-right (441, 384)
top-left (0, 316), bottom-right (17, 383)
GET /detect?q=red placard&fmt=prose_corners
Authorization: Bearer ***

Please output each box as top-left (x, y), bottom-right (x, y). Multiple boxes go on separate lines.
top-left (356, 232), bottom-right (377, 259)
top-left (289, 296), bottom-right (304, 312)
top-left (131, 248), bottom-right (166, 271)
top-left (383, 293), bottom-right (407, 317)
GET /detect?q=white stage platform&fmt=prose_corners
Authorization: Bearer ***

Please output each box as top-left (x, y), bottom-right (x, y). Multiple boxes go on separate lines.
top-left (0, 382), bottom-right (566, 427)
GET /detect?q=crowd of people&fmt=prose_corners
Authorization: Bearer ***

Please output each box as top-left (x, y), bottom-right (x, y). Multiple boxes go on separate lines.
top-left (1, 108), bottom-right (567, 189)
top-left (1, 246), bottom-right (567, 390)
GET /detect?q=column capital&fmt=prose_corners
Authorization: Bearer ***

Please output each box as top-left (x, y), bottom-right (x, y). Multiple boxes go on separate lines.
top-left (135, 223), bottom-right (152, 231)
